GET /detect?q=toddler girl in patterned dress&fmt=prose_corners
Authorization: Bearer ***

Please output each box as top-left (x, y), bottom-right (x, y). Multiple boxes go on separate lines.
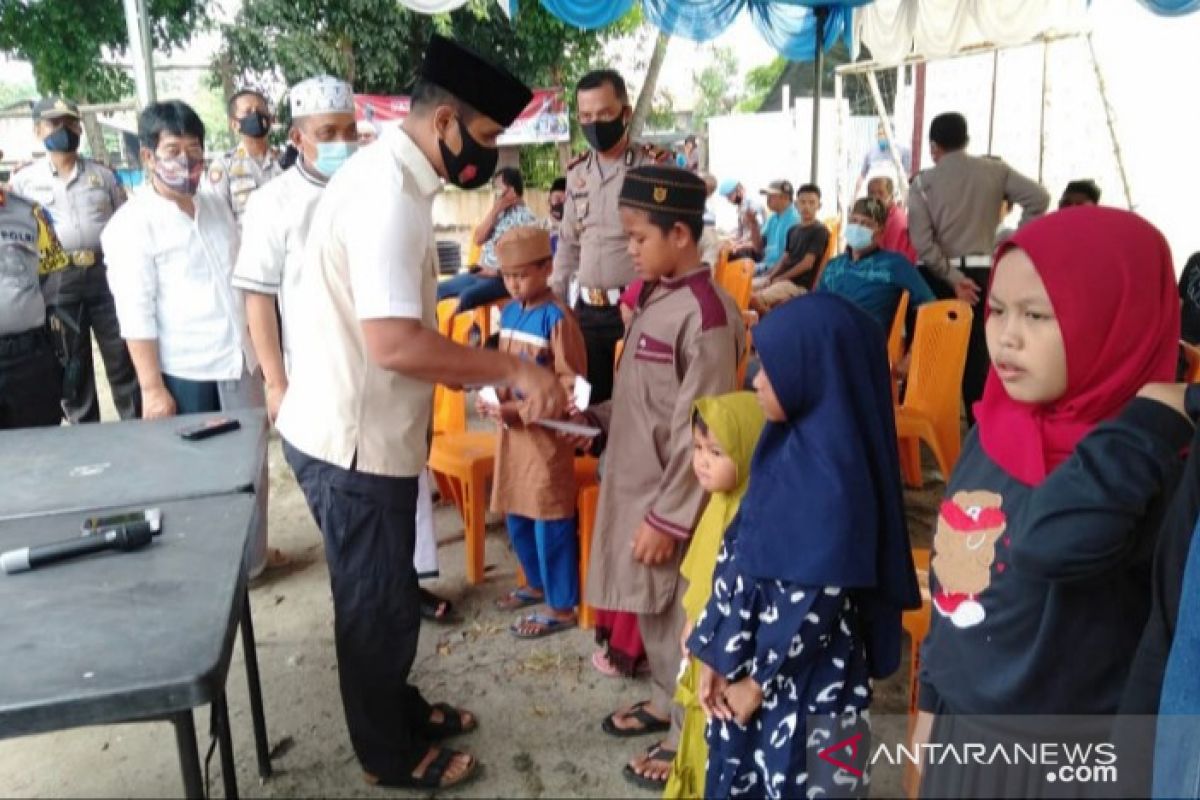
top-left (687, 293), bottom-right (920, 799)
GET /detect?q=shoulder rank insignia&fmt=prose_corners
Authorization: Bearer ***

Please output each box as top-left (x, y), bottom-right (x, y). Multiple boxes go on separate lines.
top-left (567, 150), bottom-right (588, 170)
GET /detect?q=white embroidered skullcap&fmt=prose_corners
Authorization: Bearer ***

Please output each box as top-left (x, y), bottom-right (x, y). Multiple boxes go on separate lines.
top-left (289, 76), bottom-right (355, 119)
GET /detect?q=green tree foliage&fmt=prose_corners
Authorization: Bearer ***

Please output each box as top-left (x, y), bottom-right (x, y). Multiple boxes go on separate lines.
top-left (691, 45), bottom-right (737, 134)
top-left (0, 77), bottom-right (36, 108)
top-left (220, 0), bottom-right (636, 96)
top-left (738, 56), bottom-right (787, 113)
top-left (0, 0), bottom-right (207, 102)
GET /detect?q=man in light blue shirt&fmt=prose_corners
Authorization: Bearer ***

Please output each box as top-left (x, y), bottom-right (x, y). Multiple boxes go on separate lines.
top-left (753, 179), bottom-right (799, 276)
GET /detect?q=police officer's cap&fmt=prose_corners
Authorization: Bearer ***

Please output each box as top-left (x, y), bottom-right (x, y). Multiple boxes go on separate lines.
top-left (420, 34), bottom-right (533, 127)
top-left (33, 97), bottom-right (80, 121)
top-left (619, 166), bottom-right (707, 217)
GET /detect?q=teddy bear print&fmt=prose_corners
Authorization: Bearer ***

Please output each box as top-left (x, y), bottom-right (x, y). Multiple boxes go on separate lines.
top-left (930, 490), bottom-right (1007, 629)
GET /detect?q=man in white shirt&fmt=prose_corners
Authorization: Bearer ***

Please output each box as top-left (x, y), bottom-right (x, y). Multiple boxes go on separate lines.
top-left (234, 76), bottom-right (452, 614)
top-left (276, 35), bottom-right (565, 790)
top-left (103, 100), bottom-right (269, 575)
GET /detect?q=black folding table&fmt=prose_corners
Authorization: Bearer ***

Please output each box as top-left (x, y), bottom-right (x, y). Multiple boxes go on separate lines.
top-left (0, 411), bottom-right (273, 797)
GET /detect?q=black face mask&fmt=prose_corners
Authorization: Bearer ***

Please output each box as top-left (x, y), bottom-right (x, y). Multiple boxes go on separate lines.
top-left (549, 202), bottom-right (564, 221)
top-left (581, 116), bottom-right (627, 153)
top-left (730, 191), bottom-right (743, 206)
top-left (44, 127), bottom-right (80, 153)
top-left (438, 117), bottom-right (498, 190)
top-left (238, 112), bottom-right (270, 138)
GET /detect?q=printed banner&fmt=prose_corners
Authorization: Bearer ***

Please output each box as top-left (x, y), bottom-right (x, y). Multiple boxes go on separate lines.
top-left (354, 88), bottom-right (568, 146)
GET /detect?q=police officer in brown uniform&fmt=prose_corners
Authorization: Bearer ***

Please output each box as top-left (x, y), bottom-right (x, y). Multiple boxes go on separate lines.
top-left (208, 88), bottom-right (282, 226)
top-left (0, 184), bottom-right (70, 429)
top-left (551, 69), bottom-right (670, 404)
top-left (9, 96), bottom-right (140, 422)
top-left (907, 112), bottom-right (1049, 424)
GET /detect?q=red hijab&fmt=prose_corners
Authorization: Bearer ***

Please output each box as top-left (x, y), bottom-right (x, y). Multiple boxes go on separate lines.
top-left (974, 206), bottom-right (1180, 486)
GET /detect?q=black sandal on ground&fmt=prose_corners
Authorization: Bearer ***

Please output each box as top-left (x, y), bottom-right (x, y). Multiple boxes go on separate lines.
top-left (423, 702), bottom-right (478, 740)
top-left (621, 742), bottom-right (676, 791)
top-left (363, 748), bottom-right (480, 790)
top-left (419, 588), bottom-right (461, 625)
top-left (601, 700), bottom-right (671, 738)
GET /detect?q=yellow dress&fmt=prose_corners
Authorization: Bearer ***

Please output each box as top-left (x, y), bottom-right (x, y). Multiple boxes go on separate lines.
top-left (664, 392), bottom-right (764, 799)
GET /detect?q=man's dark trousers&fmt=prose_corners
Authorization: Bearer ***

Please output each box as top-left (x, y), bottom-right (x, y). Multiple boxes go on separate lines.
top-left (283, 441), bottom-right (432, 782)
top-left (575, 302), bottom-right (624, 405)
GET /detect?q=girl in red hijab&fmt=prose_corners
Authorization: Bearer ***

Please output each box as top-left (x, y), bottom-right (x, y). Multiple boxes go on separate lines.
top-left (916, 207), bottom-right (1195, 798)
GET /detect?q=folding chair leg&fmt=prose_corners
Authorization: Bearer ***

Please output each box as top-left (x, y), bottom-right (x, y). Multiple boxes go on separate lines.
top-left (899, 437), bottom-right (923, 488)
top-left (463, 464), bottom-right (490, 585)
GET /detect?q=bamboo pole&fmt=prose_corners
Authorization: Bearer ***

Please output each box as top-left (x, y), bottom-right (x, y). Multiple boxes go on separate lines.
top-left (1086, 32), bottom-right (1134, 210)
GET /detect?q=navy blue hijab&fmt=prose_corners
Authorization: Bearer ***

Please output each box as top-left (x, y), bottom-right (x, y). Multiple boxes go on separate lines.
top-left (735, 293), bottom-right (920, 678)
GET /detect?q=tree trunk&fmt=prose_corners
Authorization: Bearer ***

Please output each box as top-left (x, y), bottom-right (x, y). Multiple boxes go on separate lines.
top-left (629, 31), bottom-right (670, 140)
top-left (216, 54), bottom-right (237, 103)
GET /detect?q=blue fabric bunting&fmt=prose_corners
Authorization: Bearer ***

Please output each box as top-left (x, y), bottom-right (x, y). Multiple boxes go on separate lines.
top-left (748, 2), bottom-right (854, 60)
top-left (1136, 0), bottom-right (1200, 15)
top-left (640, 0), bottom-right (747, 41)
top-left (536, 0), bottom-right (868, 58)
top-left (537, 0), bottom-right (636, 29)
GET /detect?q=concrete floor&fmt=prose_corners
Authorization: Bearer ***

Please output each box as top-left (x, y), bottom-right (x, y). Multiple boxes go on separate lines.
top-left (0, 368), bottom-right (941, 798)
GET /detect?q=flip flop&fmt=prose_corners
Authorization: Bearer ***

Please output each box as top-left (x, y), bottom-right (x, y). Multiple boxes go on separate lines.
top-left (622, 742), bottom-right (677, 791)
top-left (419, 588), bottom-right (461, 625)
top-left (493, 586), bottom-right (543, 611)
top-left (510, 613), bottom-right (577, 639)
top-left (601, 700), bottom-right (671, 738)
top-left (364, 747), bottom-right (480, 790)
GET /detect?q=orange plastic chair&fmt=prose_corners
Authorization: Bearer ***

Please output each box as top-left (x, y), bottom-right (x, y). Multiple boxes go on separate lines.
top-left (888, 291), bottom-right (910, 369)
top-left (896, 300), bottom-right (972, 488)
top-left (714, 244), bottom-right (731, 282)
top-left (717, 258), bottom-right (755, 312)
top-left (576, 483), bottom-right (600, 629)
top-left (812, 216), bottom-right (841, 289)
top-left (429, 297), bottom-right (498, 585)
top-left (902, 547), bottom-right (932, 799)
top-left (466, 240), bottom-right (482, 268)
top-left (437, 293), bottom-right (503, 344)
top-left (1182, 340), bottom-right (1200, 382)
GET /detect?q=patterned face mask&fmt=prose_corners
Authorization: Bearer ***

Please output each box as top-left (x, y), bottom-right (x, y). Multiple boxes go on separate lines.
top-left (153, 153), bottom-right (203, 196)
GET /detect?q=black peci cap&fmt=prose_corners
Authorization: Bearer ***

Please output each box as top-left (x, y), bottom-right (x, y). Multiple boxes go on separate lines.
top-left (420, 34), bottom-right (533, 127)
top-left (619, 166), bottom-right (707, 217)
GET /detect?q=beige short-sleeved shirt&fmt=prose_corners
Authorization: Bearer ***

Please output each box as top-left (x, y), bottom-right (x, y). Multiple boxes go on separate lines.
top-left (276, 127), bottom-right (441, 477)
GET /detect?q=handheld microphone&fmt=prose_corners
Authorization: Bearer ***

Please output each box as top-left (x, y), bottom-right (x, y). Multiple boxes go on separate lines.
top-left (1, 520), bottom-right (156, 575)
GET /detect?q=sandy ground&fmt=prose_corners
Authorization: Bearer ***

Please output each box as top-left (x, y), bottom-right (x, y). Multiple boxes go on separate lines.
top-left (0, 367), bottom-right (941, 799)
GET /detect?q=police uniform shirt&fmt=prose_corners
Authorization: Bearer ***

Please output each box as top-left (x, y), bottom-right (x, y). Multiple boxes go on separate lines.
top-left (8, 157), bottom-right (125, 254)
top-left (550, 141), bottom-right (671, 299)
top-left (232, 160), bottom-right (326, 372)
top-left (907, 150), bottom-right (1049, 284)
top-left (0, 193), bottom-right (70, 335)
top-left (207, 142), bottom-right (283, 222)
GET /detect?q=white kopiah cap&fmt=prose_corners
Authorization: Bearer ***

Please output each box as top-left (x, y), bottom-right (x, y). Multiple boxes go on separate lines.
top-left (289, 76), bottom-right (355, 119)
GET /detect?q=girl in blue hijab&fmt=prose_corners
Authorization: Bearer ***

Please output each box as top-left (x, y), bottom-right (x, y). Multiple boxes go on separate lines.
top-left (686, 293), bottom-right (920, 799)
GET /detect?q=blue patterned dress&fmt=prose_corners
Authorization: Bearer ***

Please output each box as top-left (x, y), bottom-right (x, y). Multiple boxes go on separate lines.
top-left (688, 541), bottom-right (873, 799)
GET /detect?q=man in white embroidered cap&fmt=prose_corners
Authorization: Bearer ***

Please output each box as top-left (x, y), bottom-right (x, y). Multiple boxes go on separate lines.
top-left (276, 37), bottom-right (566, 790)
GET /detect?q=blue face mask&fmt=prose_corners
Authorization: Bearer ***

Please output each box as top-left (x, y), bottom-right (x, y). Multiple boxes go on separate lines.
top-left (311, 140), bottom-right (357, 177)
top-left (845, 222), bottom-right (875, 251)
top-left (877, 139), bottom-right (888, 151)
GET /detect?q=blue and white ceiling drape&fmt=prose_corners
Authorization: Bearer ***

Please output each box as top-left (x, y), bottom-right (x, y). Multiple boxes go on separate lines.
top-left (394, 0), bottom-right (871, 60)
